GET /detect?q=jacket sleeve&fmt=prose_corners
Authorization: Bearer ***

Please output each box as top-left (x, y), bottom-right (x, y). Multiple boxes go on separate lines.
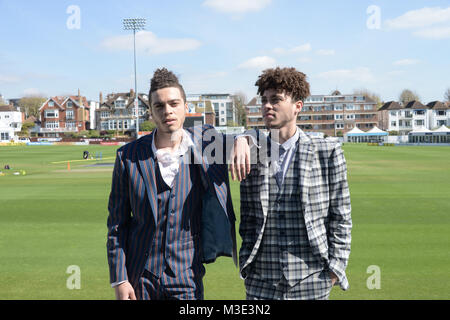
top-left (327, 143), bottom-right (352, 290)
top-left (106, 149), bottom-right (131, 285)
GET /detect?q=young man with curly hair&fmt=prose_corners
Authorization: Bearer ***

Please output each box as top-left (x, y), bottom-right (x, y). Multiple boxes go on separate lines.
top-left (234, 67), bottom-right (352, 300)
top-left (107, 68), bottom-right (238, 300)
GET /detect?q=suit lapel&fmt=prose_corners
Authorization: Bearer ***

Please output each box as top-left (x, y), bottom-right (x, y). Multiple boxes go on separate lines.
top-left (296, 129), bottom-right (314, 223)
top-left (137, 132), bottom-right (159, 223)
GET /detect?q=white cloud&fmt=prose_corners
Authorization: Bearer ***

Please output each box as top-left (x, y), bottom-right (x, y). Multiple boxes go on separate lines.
top-left (23, 88), bottom-right (45, 96)
top-left (393, 59), bottom-right (420, 66)
top-left (100, 31), bottom-right (201, 55)
top-left (386, 70), bottom-right (405, 77)
top-left (238, 56), bottom-right (276, 70)
top-left (318, 67), bottom-right (374, 83)
top-left (297, 57), bottom-right (312, 63)
top-left (0, 74), bottom-right (20, 84)
top-left (413, 26), bottom-right (450, 39)
top-left (203, 0), bottom-right (271, 14)
top-left (385, 7), bottom-right (450, 29)
top-left (273, 43), bottom-right (311, 55)
top-left (316, 49), bottom-right (335, 56)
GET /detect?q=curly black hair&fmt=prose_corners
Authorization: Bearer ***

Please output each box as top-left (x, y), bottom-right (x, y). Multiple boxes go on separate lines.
top-left (255, 67), bottom-right (310, 102)
top-left (149, 67), bottom-right (186, 104)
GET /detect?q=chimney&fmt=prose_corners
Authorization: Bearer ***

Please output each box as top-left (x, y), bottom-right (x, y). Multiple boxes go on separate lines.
top-left (99, 92), bottom-right (103, 105)
top-left (130, 88), bottom-right (135, 98)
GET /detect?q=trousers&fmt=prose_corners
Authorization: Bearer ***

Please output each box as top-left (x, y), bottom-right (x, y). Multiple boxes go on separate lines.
top-left (245, 269), bottom-right (333, 300)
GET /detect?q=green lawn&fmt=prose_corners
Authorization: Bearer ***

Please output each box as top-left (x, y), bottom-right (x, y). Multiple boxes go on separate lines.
top-left (0, 144), bottom-right (449, 299)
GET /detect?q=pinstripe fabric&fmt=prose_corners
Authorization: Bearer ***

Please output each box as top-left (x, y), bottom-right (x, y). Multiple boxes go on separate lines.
top-left (107, 125), bottom-right (237, 297)
top-left (239, 128), bottom-right (352, 297)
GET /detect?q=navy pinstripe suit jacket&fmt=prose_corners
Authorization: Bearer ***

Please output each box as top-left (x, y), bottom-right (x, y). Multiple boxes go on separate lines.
top-left (106, 125), bottom-right (237, 286)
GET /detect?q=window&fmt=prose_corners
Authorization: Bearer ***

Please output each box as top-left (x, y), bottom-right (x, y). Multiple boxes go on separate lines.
top-left (101, 111), bottom-right (110, 118)
top-left (67, 101), bottom-right (73, 107)
top-left (48, 101), bottom-right (54, 107)
top-left (345, 104), bottom-right (354, 111)
top-left (415, 120), bottom-right (424, 126)
top-left (101, 122), bottom-right (108, 130)
top-left (335, 123), bottom-right (344, 129)
top-left (45, 121), bottom-right (59, 129)
top-left (335, 114), bottom-right (343, 120)
top-left (334, 104), bottom-right (343, 111)
top-left (364, 105), bottom-right (373, 110)
top-left (66, 110), bottom-right (74, 119)
top-left (391, 121), bottom-right (397, 126)
top-left (346, 114), bottom-right (355, 120)
top-left (390, 111), bottom-right (397, 116)
top-left (45, 110), bottom-right (58, 118)
top-left (1, 132), bottom-right (9, 140)
top-left (437, 110), bottom-right (446, 116)
top-left (313, 106), bottom-right (322, 112)
top-left (66, 121), bottom-right (76, 129)
top-left (415, 110), bottom-right (425, 115)
top-left (115, 100), bottom-right (126, 108)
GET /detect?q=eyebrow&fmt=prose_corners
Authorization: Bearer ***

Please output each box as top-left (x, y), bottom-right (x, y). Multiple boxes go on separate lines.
top-left (152, 99), bottom-right (182, 106)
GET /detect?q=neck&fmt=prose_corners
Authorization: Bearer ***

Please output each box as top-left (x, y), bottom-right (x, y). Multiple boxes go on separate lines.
top-left (273, 122), bottom-right (297, 144)
top-left (154, 129), bottom-right (183, 152)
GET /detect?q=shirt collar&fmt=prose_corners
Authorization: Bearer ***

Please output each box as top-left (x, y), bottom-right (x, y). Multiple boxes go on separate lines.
top-left (270, 127), bottom-right (300, 152)
top-left (151, 128), bottom-right (194, 158)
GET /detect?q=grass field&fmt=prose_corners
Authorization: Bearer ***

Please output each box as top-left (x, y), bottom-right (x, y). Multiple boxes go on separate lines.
top-left (0, 143), bottom-right (449, 300)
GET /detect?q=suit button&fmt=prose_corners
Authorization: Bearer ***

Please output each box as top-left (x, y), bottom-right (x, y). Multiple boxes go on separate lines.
top-left (170, 194), bottom-right (175, 199)
top-left (171, 209), bottom-right (175, 214)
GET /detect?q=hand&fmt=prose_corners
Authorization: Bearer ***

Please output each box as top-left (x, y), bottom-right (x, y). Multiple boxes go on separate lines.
top-left (115, 281), bottom-right (137, 300)
top-left (329, 271), bottom-right (338, 286)
top-left (229, 136), bottom-right (251, 181)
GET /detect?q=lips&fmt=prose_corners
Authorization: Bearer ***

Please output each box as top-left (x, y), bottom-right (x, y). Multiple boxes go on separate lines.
top-left (264, 113), bottom-right (275, 119)
top-left (164, 119), bottom-right (176, 124)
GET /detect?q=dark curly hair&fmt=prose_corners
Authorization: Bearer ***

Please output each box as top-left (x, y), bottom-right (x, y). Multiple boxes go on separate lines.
top-left (149, 67), bottom-right (186, 104)
top-left (255, 67), bottom-right (310, 102)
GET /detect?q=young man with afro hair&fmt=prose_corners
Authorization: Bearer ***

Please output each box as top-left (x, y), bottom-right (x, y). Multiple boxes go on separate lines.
top-left (234, 67), bottom-right (352, 300)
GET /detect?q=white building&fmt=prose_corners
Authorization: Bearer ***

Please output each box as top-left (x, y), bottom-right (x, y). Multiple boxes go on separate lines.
top-left (427, 101), bottom-right (450, 129)
top-left (187, 94), bottom-right (236, 126)
top-left (0, 105), bottom-right (23, 141)
top-left (380, 100), bottom-right (450, 135)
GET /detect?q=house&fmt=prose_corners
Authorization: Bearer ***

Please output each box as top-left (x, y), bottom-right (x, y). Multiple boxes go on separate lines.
top-left (186, 99), bottom-right (216, 126)
top-left (187, 94), bottom-right (236, 126)
top-left (95, 89), bottom-right (150, 135)
top-left (427, 101), bottom-right (449, 129)
top-left (0, 104), bottom-right (23, 141)
top-left (38, 90), bottom-right (90, 138)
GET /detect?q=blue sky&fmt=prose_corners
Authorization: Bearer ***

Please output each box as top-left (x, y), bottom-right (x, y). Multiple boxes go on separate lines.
top-left (1, 0), bottom-right (449, 103)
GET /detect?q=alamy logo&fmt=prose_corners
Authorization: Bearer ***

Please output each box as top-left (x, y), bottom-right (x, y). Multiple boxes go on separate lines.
top-left (366, 5), bottom-right (381, 30)
top-left (66, 5), bottom-right (81, 30)
top-left (66, 265), bottom-right (81, 290)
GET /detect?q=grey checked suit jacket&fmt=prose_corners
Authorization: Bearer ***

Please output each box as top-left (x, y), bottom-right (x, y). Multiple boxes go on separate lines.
top-left (239, 128), bottom-right (352, 290)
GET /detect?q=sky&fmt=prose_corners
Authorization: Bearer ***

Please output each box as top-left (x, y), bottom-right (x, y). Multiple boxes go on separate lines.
top-left (0, 0), bottom-right (449, 104)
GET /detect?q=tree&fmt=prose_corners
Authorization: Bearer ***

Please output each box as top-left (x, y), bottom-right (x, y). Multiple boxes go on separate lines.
top-left (18, 96), bottom-right (47, 118)
top-left (353, 88), bottom-right (383, 109)
top-left (399, 89), bottom-right (420, 105)
top-left (232, 91), bottom-right (247, 127)
top-left (444, 87), bottom-right (450, 102)
top-left (140, 120), bottom-right (156, 132)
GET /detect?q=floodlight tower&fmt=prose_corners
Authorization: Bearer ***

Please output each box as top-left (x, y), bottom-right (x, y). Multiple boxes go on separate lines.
top-left (123, 18), bottom-right (146, 138)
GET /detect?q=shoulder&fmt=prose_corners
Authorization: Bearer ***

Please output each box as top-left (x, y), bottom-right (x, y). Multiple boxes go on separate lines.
top-left (117, 133), bottom-right (152, 158)
top-left (307, 137), bottom-right (343, 160)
